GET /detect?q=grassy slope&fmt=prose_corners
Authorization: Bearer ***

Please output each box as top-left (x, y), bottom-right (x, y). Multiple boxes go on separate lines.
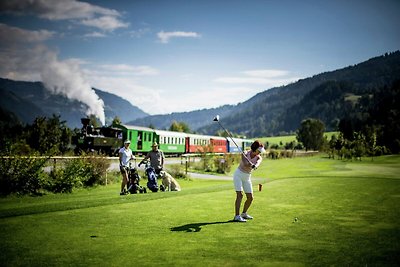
top-left (0, 155), bottom-right (399, 266)
top-left (257, 132), bottom-right (338, 146)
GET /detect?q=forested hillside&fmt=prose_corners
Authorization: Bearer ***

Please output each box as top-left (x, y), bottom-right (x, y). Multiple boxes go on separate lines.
top-left (197, 51), bottom-right (400, 137)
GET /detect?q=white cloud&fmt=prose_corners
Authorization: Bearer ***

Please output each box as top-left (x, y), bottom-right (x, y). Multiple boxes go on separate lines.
top-left (242, 69), bottom-right (290, 78)
top-left (129, 27), bottom-right (150, 38)
top-left (157, 31), bottom-right (201, 43)
top-left (85, 75), bottom-right (163, 114)
top-left (0, 23), bottom-right (55, 45)
top-left (94, 64), bottom-right (160, 76)
top-left (81, 15), bottom-right (129, 32)
top-left (84, 31), bottom-right (106, 38)
top-left (214, 69), bottom-right (300, 87)
top-left (0, 0), bottom-right (128, 32)
top-left (82, 63), bottom-right (163, 114)
top-left (0, 0), bottom-right (119, 20)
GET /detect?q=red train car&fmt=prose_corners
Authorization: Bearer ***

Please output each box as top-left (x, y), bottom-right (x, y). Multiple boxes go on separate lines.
top-left (210, 136), bottom-right (227, 153)
top-left (185, 134), bottom-right (210, 153)
top-left (185, 134), bottom-right (228, 153)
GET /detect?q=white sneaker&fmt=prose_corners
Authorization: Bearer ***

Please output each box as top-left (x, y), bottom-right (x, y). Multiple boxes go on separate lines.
top-left (241, 213), bottom-right (253, 220)
top-left (233, 215), bottom-right (247, 222)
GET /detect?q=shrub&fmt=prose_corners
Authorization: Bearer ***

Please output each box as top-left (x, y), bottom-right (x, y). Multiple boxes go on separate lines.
top-left (218, 153), bottom-right (239, 174)
top-left (47, 157), bottom-right (110, 193)
top-left (167, 164), bottom-right (187, 179)
top-left (84, 157), bottom-right (110, 186)
top-left (0, 155), bottom-right (48, 196)
top-left (269, 150), bottom-right (280, 159)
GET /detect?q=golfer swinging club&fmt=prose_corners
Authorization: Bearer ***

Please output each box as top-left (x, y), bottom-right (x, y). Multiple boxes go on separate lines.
top-left (233, 140), bottom-right (265, 222)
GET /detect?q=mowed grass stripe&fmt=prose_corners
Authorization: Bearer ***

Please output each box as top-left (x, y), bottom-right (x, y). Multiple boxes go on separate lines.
top-left (0, 180), bottom-right (232, 218)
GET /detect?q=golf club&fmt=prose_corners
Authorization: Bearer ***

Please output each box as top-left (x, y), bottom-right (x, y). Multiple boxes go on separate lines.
top-left (213, 115), bottom-right (254, 166)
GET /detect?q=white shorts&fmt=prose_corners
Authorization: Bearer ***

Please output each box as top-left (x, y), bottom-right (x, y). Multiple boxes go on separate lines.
top-left (233, 168), bottom-right (253, 193)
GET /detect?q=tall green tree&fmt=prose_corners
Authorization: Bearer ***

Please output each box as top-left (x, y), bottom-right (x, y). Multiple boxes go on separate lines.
top-left (296, 118), bottom-right (325, 151)
top-left (26, 115), bottom-right (71, 155)
top-left (112, 116), bottom-right (121, 126)
top-left (169, 121), bottom-right (191, 133)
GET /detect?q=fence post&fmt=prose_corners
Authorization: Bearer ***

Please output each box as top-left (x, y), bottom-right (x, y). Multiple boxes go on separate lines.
top-left (185, 157), bottom-right (188, 175)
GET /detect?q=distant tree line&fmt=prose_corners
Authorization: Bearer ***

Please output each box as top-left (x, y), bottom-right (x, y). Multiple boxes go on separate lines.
top-left (295, 80), bottom-right (400, 159)
top-left (329, 79), bottom-right (400, 158)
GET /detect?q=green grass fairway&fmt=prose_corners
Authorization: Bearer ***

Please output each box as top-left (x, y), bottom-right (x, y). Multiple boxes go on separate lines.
top-left (258, 132), bottom-right (338, 146)
top-left (1, 155), bottom-right (399, 266)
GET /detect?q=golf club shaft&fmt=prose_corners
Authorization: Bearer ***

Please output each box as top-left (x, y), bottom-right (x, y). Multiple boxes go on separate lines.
top-left (216, 121), bottom-right (254, 166)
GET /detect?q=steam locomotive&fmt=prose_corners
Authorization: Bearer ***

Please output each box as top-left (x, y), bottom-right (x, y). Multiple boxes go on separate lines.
top-left (73, 118), bottom-right (123, 156)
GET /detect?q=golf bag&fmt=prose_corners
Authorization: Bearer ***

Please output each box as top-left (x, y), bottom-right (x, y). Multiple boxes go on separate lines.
top-left (139, 160), bottom-right (165, 192)
top-left (127, 166), bottom-right (146, 194)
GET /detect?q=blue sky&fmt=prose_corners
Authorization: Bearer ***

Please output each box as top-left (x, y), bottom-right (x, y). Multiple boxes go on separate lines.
top-left (0, 0), bottom-right (399, 124)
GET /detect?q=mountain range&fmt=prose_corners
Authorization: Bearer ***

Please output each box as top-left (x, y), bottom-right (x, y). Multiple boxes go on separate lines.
top-left (1, 51), bottom-right (399, 136)
top-left (0, 79), bottom-right (148, 129)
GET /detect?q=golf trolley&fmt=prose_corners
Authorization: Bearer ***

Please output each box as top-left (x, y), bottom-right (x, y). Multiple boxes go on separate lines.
top-left (127, 165), bottom-right (147, 194)
top-left (138, 160), bottom-right (165, 193)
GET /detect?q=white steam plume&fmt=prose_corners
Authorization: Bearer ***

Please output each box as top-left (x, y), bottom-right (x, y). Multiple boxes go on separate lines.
top-left (40, 52), bottom-right (105, 125)
top-left (0, 23), bottom-right (105, 125)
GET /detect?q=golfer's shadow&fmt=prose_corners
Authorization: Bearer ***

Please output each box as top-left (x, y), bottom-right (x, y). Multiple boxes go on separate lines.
top-left (170, 220), bottom-right (234, 232)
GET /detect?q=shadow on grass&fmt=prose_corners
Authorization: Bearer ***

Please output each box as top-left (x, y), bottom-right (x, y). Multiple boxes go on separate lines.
top-left (171, 220), bottom-right (234, 232)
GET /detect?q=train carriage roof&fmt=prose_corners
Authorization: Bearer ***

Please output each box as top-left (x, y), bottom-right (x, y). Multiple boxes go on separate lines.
top-left (210, 136), bottom-right (226, 141)
top-left (118, 124), bottom-right (155, 132)
top-left (186, 133), bottom-right (212, 140)
top-left (154, 129), bottom-right (188, 138)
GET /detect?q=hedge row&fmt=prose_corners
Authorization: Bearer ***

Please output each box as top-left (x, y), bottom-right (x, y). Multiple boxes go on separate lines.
top-left (0, 156), bottom-right (110, 196)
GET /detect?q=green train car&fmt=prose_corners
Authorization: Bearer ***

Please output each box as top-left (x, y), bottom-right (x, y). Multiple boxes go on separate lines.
top-left (116, 124), bottom-right (155, 154)
top-left (115, 125), bottom-right (187, 155)
top-left (154, 129), bottom-right (186, 154)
